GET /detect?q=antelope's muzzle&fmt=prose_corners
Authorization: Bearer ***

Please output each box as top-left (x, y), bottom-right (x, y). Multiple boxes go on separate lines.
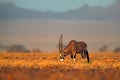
top-left (60, 56), bottom-right (64, 61)
top-left (60, 59), bottom-right (64, 61)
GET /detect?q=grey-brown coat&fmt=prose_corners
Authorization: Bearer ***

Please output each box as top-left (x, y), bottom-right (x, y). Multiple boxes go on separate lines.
top-left (58, 35), bottom-right (89, 63)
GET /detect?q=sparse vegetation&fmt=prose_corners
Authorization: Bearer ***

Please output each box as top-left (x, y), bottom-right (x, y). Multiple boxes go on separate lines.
top-left (7, 44), bottom-right (30, 53)
top-left (99, 45), bottom-right (108, 52)
top-left (0, 44), bottom-right (31, 53)
top-left (113, 47), bottom-right (120, 53)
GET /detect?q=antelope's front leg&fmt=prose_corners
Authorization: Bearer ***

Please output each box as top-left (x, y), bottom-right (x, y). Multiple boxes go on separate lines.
top-left (71, 53), bottom-right (76, 64)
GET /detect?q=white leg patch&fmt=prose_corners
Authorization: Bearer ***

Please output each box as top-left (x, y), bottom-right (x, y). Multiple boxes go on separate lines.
top-left (73, 58), bottom-right (75, 61)
top-left (60, 59), bottom-right (64, 61)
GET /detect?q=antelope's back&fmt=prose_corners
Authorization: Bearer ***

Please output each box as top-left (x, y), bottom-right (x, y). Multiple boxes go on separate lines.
top-left (63, 40), bottom-right (87, 53)
top-left (76, 41), bottom-right (87, 51)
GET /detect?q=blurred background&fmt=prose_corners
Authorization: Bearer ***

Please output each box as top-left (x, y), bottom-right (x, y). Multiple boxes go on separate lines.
top-left (0, 0), bottom-right (120, 52)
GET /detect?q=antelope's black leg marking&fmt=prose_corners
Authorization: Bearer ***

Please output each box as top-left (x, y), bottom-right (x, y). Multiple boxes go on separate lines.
top-left (71, 53), bottom-right (76, 64)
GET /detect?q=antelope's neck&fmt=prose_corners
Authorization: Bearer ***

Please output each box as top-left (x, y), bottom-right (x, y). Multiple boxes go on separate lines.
top-left (63, 51), bottom-right (71, 57)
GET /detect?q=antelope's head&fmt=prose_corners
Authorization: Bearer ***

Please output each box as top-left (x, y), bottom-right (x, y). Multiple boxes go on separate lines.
top-left (58, 34), bottom-right (65, 61)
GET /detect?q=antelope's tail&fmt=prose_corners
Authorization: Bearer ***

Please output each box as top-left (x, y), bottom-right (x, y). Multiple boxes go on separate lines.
top-left (86, 50), bottom-right (89, 63)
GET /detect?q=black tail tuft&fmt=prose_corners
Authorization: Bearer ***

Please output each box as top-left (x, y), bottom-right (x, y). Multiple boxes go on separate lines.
top-left (86, 50), bottom-right (89, 63)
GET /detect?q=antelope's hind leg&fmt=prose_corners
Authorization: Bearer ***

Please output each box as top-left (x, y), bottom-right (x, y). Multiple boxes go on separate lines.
top-left (83, 50), bottom-right (89, 63)
top-left (81, 49), bottom-right (89, 63)
top-left (86, 50), bottom-right (89, 63)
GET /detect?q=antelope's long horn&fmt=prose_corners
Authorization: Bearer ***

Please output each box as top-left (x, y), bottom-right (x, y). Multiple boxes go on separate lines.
top-left (58, 34), bottom-right (63, 52)
top-left (58, 35), bottom-right (61, 52)
top-left (61, 34), bottom-right (63, 52)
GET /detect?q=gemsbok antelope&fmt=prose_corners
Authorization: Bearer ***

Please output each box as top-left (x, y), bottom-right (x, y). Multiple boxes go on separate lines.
top-left (58, 34), bottom-right (89, 63)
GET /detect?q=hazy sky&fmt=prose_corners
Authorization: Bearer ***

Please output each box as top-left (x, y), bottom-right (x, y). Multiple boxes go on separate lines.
top-left (0, 0), bottom-right (117, 12)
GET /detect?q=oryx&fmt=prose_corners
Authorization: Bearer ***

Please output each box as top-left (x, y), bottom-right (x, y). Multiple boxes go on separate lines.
top-left (58, 34), bottom-right (89, 63)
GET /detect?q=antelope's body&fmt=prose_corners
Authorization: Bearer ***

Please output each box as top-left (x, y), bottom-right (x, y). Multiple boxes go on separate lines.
top-left (63, 40), bottom-right (87, 54)
top-left (58, 35), bottom-right (89, 63)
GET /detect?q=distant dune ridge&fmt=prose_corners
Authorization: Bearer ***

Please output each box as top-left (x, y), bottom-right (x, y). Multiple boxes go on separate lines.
top-left (0, 1), bottom-right (120, 20)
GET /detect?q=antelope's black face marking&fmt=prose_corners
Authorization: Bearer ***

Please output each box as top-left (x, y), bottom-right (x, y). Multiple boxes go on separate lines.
top-left (59, 52), bottom-right (65, 61)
